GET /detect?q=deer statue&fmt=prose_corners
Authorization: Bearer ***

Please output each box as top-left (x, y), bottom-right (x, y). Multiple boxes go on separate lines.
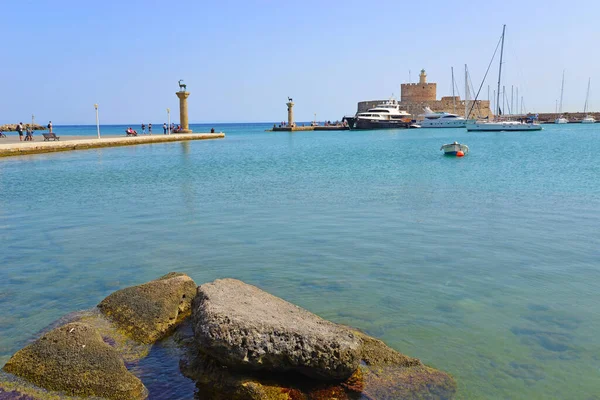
top-left (178, 80), bottom-right (187, 92)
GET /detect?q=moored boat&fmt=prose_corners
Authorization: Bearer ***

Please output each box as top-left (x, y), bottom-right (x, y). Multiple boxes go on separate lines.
top-left (349, 99), bottom-right (412, 130)
top-left (581, 78), bottom-right (596, 123)
top-left (555, 71), bottom-right (568, 124)
top-left (441, 142), bottom-right (469, 156)
top-left (555, 117), bottom-right (568, 124)
top-left (419, 107), bottom-right (469, 128)
top-left (581, 116), bottom-right (596, 124)
top-left (465, 25), bottom-right (542, 132)
top-left (466, 119), bottom-right (542, 131)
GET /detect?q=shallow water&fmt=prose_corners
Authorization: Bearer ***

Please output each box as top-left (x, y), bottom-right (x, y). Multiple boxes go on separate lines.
top-left (1, 123), bottom-right (599, 399)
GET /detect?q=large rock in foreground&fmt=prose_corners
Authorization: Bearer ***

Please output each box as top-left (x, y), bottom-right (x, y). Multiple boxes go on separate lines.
top-left (2, 322), bottom-right (146, 400)
top-left (192, 279), bottom-right (362, 380)
top-left (98, 272), bottom-right (196, 343)
top-left (181, 321), bottom-right (457, 400)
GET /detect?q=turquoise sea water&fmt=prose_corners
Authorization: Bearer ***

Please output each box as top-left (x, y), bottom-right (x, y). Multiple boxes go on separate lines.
top-left (1, 123), bottom-right (599, 399)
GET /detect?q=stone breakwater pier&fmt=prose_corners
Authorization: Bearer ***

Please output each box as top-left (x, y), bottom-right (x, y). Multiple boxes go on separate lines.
top-left (0, 133), bottom-right (225, 158)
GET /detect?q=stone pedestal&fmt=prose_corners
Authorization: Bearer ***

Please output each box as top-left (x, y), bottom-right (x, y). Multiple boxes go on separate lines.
top-left (176, 91), bottom-right (192, 133)
top-left (286, 101), bottom-right (294, 127)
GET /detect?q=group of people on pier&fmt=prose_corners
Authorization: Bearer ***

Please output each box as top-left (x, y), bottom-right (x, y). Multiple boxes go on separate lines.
top-left (0, 121), bottom-right (53, 141)
top-left (128, 123), bottom-right (183, 136)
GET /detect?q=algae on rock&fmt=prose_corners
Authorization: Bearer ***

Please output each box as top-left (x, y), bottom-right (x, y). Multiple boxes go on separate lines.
top-left (2, 322), bottom-right (146, 400)
top-left (98, 272), bottom-right (196, 343)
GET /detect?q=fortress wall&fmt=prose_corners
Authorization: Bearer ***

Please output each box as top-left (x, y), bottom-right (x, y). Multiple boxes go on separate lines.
top-left (400, 83), bottom-right (437, 102)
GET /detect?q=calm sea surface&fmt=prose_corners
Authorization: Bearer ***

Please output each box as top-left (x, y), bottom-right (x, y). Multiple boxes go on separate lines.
top-left (1, 123), bottom-right (599, 399)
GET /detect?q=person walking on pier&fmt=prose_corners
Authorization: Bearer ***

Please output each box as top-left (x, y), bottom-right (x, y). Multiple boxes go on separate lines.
top-left (141, 123), bottom-right (146, 135)
top-left (48, 121), bottom-right (53, 133)
top-left (17, 122), bottom-right (24, 141)
top-left (148, 123), bottom-right (152, 135)
top-left (163, 123), bottom-right (167, 134)
top-left (25, 127), bottom-right (34, 141)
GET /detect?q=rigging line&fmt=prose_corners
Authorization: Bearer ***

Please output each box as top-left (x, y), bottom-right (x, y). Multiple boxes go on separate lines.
top-left (503, 90), bottom-right (512, 115)
top-left (468, 32), bottom-right (503, 119)
top-left (454, 77), bottom-right (462, 100)
top-left (467, 68), bottom-right (483, 118)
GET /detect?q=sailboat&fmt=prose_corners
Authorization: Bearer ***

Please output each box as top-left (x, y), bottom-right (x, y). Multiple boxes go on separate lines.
top-left (555, 71), bottom-right (568, 124)
top-left (581, 78), bottom-right (596, 124)
top-left (466, 25), bottom-right (542, 132)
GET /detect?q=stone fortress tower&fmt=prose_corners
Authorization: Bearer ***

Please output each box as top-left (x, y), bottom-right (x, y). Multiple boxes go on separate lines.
top-left (401, 69), bottom-right (436, 103)
top-left (357, 69), bottom-right (492, 120)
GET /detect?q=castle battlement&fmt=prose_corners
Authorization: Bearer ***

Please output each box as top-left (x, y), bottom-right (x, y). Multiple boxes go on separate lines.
top-left (402, 82), bottom-right (436, 87)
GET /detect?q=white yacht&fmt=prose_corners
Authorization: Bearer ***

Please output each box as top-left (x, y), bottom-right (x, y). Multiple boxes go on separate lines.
top-left (465, 25), bottom-right (542, 132)
top-left (419, 107), bottom-right (468, 128)
top-left (581, 78), bottom-right (596, 124)
top-left (348, 99), bottom-right (413, 130)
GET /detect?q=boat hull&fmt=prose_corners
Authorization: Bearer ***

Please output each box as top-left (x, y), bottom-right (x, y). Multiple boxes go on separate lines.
top-left (581, 119), bottom-right (595, 124)
top-left (352, 119), bottom-right (410, 130)
top-left (466, 122), bottom-right (543, 131)
top-left (419, 119), bottom-right (472, 128)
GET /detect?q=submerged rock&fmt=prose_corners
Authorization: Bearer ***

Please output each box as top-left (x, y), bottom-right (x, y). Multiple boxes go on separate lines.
top-left (2, 322), bottom-right (146, 400)
top-left (98, 272), bottom-right (196, 343)
top-left (192, 278), bottom-right (362, 380)
top-left (180, 334), bottom-right (364, 400)
top-left (181, 321), bottom-right (456, 400)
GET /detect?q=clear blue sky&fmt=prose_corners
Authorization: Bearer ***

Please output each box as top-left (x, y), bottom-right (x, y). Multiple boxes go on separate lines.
top-left (2, 0), bottom-right (598, 124)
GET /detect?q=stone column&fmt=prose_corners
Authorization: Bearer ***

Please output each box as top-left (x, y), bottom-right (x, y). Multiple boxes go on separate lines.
top-left (176, 91), bottom-right (192, 133)
top-left (286, 101), bottom-right (294, 127)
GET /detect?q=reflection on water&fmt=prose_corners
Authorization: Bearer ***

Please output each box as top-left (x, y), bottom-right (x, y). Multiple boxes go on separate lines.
top-left (179, 141), bottom-right (197, 215)
top-left (1, 123), bottom-right (599, 399)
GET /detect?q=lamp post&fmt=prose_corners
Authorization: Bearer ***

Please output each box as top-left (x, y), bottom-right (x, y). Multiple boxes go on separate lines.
top-left (167, 108), bottom-right (171, 135)
top-left (94, 104), bottom-right (100, 139)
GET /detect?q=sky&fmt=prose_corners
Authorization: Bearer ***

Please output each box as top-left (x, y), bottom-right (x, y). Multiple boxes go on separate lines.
top-left (2, 0), bottom-right (599, 124)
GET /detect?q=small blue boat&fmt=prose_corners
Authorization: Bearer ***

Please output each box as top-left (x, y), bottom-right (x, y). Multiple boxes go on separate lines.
top-left (441, 142), bottom-right (469, 156)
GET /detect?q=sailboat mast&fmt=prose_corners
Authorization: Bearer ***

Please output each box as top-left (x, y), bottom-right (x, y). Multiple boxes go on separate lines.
top-left (584, 78), bottom-right (591, 114)
top-left (496, 24), bottom-right (506, 116)
top-left (465, 64), bottom-right (469, 118)
top-left (451, 67), bottom-right (456, 114)
top-left (511, 85), bottom-right (514, 116)
top-left (559, 70), bottom-right (565, 114)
